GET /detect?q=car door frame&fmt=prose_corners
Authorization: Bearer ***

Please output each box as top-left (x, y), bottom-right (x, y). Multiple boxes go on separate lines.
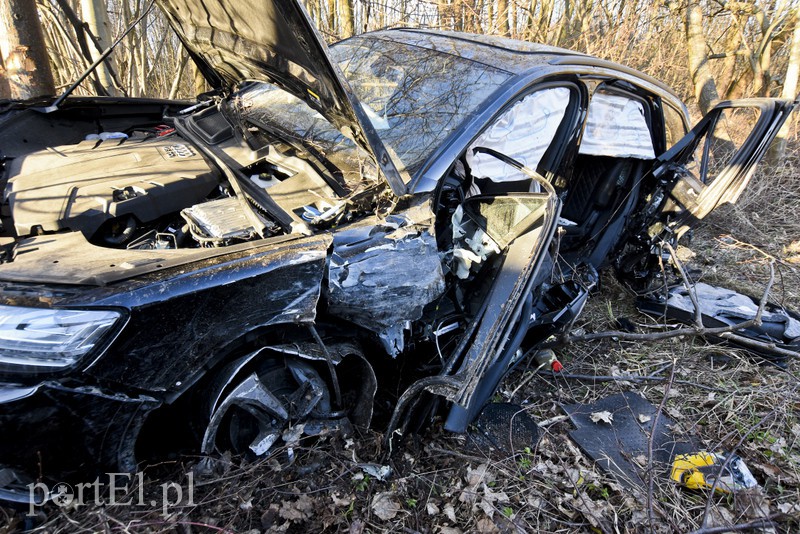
top-left (651, 97), bottom-right (797, 236)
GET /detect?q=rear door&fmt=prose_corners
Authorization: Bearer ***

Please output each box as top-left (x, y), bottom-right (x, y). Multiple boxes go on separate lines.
top-left (651, 98), bottom-right (796, 238)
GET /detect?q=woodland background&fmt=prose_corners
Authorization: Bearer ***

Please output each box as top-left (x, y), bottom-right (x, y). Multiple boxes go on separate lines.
top-left (2, 0), bottom-right (800, 115)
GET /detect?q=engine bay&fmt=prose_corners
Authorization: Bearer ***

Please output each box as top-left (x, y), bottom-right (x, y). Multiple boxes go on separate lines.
top-left (0, 104), bottom-right (366, 253)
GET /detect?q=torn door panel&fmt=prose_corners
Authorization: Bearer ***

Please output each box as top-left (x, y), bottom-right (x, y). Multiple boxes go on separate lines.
top-left (443, 193), bottom-right (561, 430)
top-left (637, 282), bottom-right (800, 362)
top-left (327, 207), bottom-right (446, 356)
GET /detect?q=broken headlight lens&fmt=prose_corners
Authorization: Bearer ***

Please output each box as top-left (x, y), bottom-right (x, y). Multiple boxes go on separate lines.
top-left (0, 306), bottom-right (121, 369)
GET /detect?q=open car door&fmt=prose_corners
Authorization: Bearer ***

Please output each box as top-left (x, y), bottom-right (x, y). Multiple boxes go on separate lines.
top-left (651, 98), bottom-right (796, 239)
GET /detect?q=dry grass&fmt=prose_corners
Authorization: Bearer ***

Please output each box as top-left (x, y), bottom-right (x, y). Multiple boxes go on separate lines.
top-left (4, 147), bottom-right (800, 534)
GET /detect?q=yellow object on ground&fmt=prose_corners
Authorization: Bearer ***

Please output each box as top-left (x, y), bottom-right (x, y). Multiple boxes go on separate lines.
top-left (671, 452), bottom-right (758, 493)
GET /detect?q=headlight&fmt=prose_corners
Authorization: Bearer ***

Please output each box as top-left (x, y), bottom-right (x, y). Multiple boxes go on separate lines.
top-left (0, 305), bottom-right (121, 369)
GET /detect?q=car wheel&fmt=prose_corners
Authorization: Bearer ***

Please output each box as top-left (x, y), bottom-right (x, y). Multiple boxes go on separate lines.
top-left (201, 355), bottom-right (348, 457)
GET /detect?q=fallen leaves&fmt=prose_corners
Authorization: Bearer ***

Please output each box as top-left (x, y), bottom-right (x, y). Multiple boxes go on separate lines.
top-left (371, 491), bottom-right (402, 520)
top-left (278, 494), bottom-right (314, 522)
top-left (590, 411), bottom-right (614, 424)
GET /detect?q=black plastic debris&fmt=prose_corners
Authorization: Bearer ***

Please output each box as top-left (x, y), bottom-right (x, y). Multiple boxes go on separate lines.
top-left (562, 391), bottom-right (696, 490)
top-left (467, 403), bottom-right (541, 455)
top-left (637, 282), bottom-right (800, 365)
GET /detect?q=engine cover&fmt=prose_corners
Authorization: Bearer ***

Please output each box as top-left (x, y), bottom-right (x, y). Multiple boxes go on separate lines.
top-left (5, 134), bottom-right (220, 237)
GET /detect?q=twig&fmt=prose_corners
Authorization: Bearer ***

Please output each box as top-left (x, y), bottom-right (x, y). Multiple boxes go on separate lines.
top-left (426, 445), bottom-right (490, 463)
top-left (753, 261), bottom-right (775, 327)
top-left (714, 234), bottom-right (793, 268)
top-left (538, 371), bottom-right (725, 392)
top-left (537, 414), bottom-right (569, 427)
top-left (689, 514), bottom-right (784, 534)
top-left (698, 409), bottom-right (778, 529)
top-left (647, 360), bottom-right (676, 532)
top-left (664, 242), bottom-right (704, 330)
top-left (508, 356), bottom-right (554, 399)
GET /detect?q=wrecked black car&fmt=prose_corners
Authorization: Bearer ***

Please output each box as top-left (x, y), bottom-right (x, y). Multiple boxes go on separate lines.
top-left (0, 0), bottom-right (797, 502)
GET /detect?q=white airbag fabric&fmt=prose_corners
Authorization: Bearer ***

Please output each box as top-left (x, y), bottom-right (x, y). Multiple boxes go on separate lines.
top-left (467, 87), bottom-right (570, 182)
top-left (579, 92), bottom-right (655, 159)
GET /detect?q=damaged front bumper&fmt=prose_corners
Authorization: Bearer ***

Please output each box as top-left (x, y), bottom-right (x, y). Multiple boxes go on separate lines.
top-left (0, 381), bottom-right (160, 498)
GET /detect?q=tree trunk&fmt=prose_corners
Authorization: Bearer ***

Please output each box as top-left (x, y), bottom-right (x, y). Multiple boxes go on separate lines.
top-left (168, 52), bottom-right (189, 100)
top-left (497, 0), bottom-right (509, 36)
top-left (340, 0), bottom-right (354, 37)
top-left (686, 0), bottom-right (719, 114)
top-left (326, 0), bottom-right (336, 35)
top-left (137, 8), bottom-right (149, 97)
top-left (192, 60), bottom-right (206, 96)
top-left (509, 0), bottom-right (515, 37)
top-left (438, 0), bottom-right (450, 30)
top-left (0, 0), bottom-right (56, 99)
top-left (0, 51), bottom-right (12, 99)
top-left (769, 9), bottom-right (800, 163)
top-left (80, 0), bottom-right (118, 95)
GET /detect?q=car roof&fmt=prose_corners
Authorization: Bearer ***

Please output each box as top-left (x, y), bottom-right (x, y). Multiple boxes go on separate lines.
top-left (356, 28), bottom-right (585, 74)
top-left (355, 28), bottom-right (682, 102)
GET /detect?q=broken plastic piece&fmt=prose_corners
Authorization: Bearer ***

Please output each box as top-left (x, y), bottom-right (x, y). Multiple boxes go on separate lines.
top-left (563, 391), bottom-right (697, 490)
top-left (532, 348), bottom-right (563, 372)
top-left (468, 402), bottom-right (540, 454)
top-left (637, 282), bottom-right (800, 363)
top-left (670, 451), bottom-right (757, 493)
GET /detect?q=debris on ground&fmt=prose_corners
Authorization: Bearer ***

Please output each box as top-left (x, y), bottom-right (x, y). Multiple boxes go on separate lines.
top-left (563, 391), bottom-right (697, 490)
top-left (671, 451), bottom-right (758, 493)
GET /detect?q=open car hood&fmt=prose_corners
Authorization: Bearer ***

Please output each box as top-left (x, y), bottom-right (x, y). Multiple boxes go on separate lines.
top-left (155, 0), bottom-right (406, 196)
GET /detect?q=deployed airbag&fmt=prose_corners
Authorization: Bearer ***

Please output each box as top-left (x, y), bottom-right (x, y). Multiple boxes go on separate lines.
top-left (467, 87), bottom-right (570, 182)
top-left (579, 92), bottom-right (655, 159)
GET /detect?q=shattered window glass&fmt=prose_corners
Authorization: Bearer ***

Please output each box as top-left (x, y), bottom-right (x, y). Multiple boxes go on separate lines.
top-left (451, 194), bottom-right (548, 278)
top-left (238, 36), bottom-right (511, 183)
top-left (462, 195), bottom-right (548, 248)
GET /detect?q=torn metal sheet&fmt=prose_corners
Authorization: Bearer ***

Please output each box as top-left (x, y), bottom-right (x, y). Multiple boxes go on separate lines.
top-left (563, 391), bottom-right (697, 491)
top-left (328, 214), bottom-right (445, 356)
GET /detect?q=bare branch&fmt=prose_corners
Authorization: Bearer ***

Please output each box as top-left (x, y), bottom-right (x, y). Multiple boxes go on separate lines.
top-left (664, 241), bottom-right (704, 330)
top-left (554, 260), bottom-right (792, 360)
top-left (689, 515), bottom-right (784, 534)
top-left (647, 360), bottom-right (676, 531)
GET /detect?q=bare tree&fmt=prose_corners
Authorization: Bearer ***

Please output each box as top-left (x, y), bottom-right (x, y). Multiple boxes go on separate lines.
top-left (0, 0), bottom-right (56, 99)
top-left (770, 7), bottom-right (800, 162)
top-left (340, 0), bottom-right (354, 36)
top-left (0, 52), bottom-right (11, 99)
top-left (80, 0), bottom-right (118, 95)
top-left (497, 0), bottom-right (509, 36)
top-left (686, 0), bottom-right (719, 114)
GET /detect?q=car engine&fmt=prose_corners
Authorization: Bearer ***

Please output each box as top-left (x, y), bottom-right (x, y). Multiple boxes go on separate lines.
top-left (4, 131), bottom-right (222, 246)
